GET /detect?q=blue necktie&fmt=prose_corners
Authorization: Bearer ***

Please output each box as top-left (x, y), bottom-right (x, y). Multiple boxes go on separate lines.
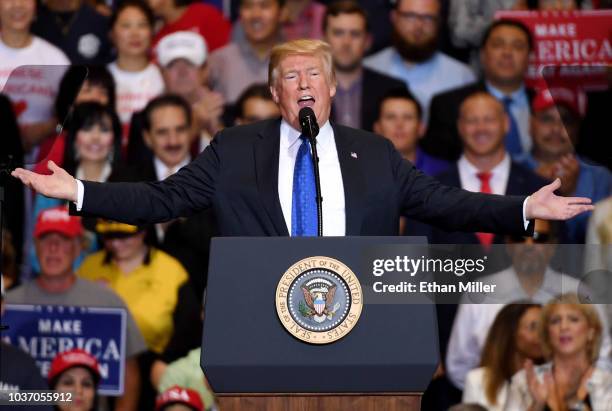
top-left (292, 134), bottom-right (318, 236)
top-left (502, 96), bottom-right (523, 156)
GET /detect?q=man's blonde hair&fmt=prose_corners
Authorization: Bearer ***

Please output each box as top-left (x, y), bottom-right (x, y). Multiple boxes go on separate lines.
top-left (268, 39), bottom-right (336, 87)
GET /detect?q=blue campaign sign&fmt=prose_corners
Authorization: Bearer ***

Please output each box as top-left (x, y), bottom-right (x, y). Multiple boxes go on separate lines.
top-left (1, 304), bottom-right (127, 396)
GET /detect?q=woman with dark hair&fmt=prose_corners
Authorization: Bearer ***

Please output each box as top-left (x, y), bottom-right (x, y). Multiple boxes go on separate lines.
top-left (462, 303), bottom-right (543, 410)
top-left (108, 0), bottom-right (164, 144)
top-left (35, 66), bottom-right (117, 176)
top-left (506, 294), bottom-right (612, 410)
top-left (48, 349), bottom-right (100, 411)
top-left (30, 102), bottom-right (123, 272)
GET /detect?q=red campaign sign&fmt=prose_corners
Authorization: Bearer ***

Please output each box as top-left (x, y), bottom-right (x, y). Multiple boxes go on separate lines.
top-left (495, 10), bottom-right (612, 90)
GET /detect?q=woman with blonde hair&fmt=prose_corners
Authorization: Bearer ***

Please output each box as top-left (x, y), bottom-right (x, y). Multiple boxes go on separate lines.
top-left (463, 303), bottom-right (544, 411)
top-left (505, 294), bottom-right (612, 411)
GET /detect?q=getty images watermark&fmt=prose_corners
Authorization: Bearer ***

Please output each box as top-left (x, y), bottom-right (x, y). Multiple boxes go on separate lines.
top-left (359, 244), bottom-right (612, 305)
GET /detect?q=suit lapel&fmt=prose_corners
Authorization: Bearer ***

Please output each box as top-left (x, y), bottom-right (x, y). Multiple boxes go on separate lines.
top-left (255, 119), bottom-right (289, 236)
top-left (333, 124), bottom-right (366, 235)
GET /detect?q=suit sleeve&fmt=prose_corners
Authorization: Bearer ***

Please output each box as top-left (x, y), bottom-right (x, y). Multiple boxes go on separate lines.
top-left (390, 142), bottom-right (533, 236)
top-left (72, 130), bottom-right (222, 225)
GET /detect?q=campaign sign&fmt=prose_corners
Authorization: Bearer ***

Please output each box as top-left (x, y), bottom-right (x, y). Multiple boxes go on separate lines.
top-left (1, 304), bottom-right (127, 395)
top-left (495, 10), bottom-right (612, 90)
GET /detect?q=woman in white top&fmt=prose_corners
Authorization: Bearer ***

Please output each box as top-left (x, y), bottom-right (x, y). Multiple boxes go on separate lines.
top-left (0, 0), bottom-right (69, 151)
top-left (463, 302), bottom-right (544, 411)
top-left (505, 293), bottom-right (612, 411)
top-left (107, 0), bottom-right (164, 146)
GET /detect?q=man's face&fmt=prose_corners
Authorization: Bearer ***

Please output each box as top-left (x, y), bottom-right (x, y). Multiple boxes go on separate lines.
top-left (324, 13), bottom-right (371, 73)
top-left (390, 0), bottom-right (440, 62)
top-left (162, 59), bottom-right (206, 99)
top-left (36, 233), bottom-right (80, 279)
top-left (144, 105), bottom-right (192, 168)
top-left (270, 54), bottom-right (336, 130)
top-left (531, 105), bottom-right (578, 158)
top-left (458, 95), bottom-right (508, 157)
top-left (103, 232), bottom-right (146, 262)
top-left (0, 0), bottom-right (35, 32)
top-left (238, 96), bottom-right (280, 124)
top-left (240, 0), bottom-right (281, 45)
top-left (481, 25), bottom-right (530, 88)
top-left (507, 219), bottom-right (556, 275)
top-left (374, 98), bottom-right (422, 156)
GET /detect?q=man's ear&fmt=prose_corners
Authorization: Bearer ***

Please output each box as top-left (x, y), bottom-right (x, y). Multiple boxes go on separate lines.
top-left (417, 121), bottom-right (425, 139)
top-left (373, 121), bottom-right (381, 135)
top-left (270, 85), bottom-right (280, 104)
top-left (143, 130), bottom-right (153, 148)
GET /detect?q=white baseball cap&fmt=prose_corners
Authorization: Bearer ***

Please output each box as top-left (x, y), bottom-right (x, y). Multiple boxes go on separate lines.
top-left (156, 31), bottom-right (208, 68)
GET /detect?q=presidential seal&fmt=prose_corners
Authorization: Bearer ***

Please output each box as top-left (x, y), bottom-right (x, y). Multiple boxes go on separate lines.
top-left (275, 256), bottom-right (362, 344)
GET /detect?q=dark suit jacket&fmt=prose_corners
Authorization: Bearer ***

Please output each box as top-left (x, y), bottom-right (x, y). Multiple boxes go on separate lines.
top-left (405, 160), bottom-right (548, 360)
top-left (331, 68), bottom-right (408, 132)
top-left (108, 158), bottom-right (218, 298)
top-left (422, 81), bottom-right (535, 161)
top-left (76, 119), bottom-right (533, 239)
top-left (428, 161), bottom-right (549, 246)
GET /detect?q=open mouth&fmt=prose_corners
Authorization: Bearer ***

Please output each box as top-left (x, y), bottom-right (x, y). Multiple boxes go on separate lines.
top-left (298, 95), bottom-right (315, 108)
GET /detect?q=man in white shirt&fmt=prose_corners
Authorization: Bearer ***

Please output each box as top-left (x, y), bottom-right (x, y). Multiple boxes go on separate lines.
top-left (156, 31), bottom-right (225, 151)
top-left (11, 39), bottom-right (593, 243)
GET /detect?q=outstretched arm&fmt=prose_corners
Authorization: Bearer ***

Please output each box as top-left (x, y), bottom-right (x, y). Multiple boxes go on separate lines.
top-left (11, 160), bottom-right (78, 202)
top-left (524, 178), bottom-right (593, 221)
top-left (12, 138), bottom-right (221, 225)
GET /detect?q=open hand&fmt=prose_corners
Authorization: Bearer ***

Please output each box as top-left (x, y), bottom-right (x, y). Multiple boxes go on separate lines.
top-left (526, 178), bottom-right (593, 220)
top-left (11, 160), bottom-right (78, 202)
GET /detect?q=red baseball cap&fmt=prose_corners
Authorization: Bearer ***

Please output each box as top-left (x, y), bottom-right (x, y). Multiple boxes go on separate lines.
top-left (532, 86), bottom-right (585, 117)
top-left (34, 206), bottom-right (83, 238)
top-left (155, 386), bottom-right (204, 411)
top-left (48, 349), bottom-right (101, 383)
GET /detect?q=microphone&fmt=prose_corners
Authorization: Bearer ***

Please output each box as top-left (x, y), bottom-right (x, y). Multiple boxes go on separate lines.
top-left (297, 107), bottom-right (323, 237)
top-left (298, 107), bottom-right (319, 140)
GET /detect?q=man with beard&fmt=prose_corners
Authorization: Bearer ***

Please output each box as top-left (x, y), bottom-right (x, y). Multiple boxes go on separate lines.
top-left (443, 218), bottom-right (611, 401)
top-left (324, 0), bottom-right (407, 131)
top-left (363, 0), bottom-right (475, 123)
top-left (424, 19), bottom-right (534, 161)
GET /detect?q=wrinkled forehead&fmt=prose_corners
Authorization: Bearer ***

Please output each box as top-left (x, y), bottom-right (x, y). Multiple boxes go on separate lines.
top-left (277, 54), bottom-right (325, 74)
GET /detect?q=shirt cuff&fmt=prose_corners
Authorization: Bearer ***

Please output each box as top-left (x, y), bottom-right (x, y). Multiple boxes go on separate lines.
top-left (75, 179), bottom-right (84, 211)
top-left (522, 196), bottom-right (530, 231)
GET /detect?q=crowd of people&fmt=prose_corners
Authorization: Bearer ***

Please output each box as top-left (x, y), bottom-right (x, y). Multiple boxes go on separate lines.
top-left (1, 0), bottom-right (611, 409)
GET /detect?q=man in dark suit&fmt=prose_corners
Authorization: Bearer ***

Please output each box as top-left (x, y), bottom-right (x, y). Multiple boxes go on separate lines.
top-left (12, 39), bottom-right (592, 245)
top-left (423, 19), bottom-right (535, 161)
top-left (111, 94), bottom-right (217, 299)
top-left (324, 1), bottom-right (408, 132)
top-left (413, 91), bottom-right (549, 408)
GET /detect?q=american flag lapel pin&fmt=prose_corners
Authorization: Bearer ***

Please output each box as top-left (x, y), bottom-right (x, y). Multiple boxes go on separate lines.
top-left (351, 152), bottom-right (358, 159)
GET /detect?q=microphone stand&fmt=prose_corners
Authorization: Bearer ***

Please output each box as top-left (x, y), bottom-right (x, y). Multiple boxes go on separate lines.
top-left (300, 112), bottom-right (323, 237)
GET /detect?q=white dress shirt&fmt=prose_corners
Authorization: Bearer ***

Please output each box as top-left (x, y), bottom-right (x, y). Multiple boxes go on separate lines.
top-left (75, 122), bottom-right (529, 230)
top-left (457, 153), bottom-right (510, 195)
top-left (153, 156), bottom-right (191, 181)
top-left (278, 119), bottom-right (346, 236)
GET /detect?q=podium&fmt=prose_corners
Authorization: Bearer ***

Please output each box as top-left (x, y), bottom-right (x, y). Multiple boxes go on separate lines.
top-left (201, 237), bottom-right (438, 410)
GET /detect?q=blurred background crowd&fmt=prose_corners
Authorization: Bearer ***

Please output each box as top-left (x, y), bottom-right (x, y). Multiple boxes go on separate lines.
top-left (0, 0), bottom-right (611, 409)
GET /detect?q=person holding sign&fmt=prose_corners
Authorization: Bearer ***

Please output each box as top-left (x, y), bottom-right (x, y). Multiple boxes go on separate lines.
top-left (5, 206), bottom-right (146, 411)
top-left (48, 349), bottom-right (101, 411)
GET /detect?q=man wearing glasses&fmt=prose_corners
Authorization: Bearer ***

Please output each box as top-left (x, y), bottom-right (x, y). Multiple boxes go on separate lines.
top-left (364, 0), bottom-right (475, 123)
top-left (445, 218), bottom-right (611, 396)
